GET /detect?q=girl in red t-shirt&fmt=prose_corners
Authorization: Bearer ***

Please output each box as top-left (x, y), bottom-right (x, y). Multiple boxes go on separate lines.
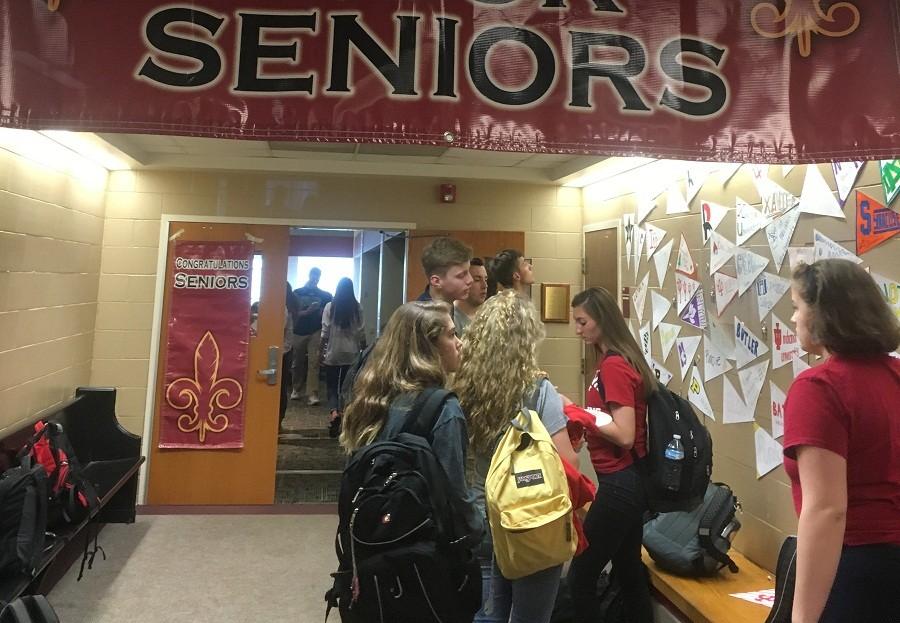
top-left (783, 259), bottom-right (900, 623)
top-left (563, 287), bottom-right (657, 623)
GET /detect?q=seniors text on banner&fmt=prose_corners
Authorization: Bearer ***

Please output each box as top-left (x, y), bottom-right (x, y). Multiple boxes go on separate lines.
top-left (2, 0), bottom-right (899, 163)
top-left (160, 241), bottom-right (253, 449)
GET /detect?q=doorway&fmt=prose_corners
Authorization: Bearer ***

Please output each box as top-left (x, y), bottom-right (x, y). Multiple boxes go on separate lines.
top-left (582, 221), bottom-right (621, 398)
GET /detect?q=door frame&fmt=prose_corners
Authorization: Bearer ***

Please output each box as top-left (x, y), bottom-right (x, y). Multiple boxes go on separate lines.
top-left (139, 215), bottom-right (415, 504)
top-left (582, 219), bottom-right (622, 307)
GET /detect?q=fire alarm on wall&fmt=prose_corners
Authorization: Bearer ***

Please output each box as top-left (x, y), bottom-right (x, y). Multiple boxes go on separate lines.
top-left (440, 183), bottom-right (456, 203)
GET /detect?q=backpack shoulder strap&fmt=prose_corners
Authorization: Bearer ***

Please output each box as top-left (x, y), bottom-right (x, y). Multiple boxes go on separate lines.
top-left (400, 388), bottom-right (454, 442)
top-left (698, 487), bottom-right (739, 573)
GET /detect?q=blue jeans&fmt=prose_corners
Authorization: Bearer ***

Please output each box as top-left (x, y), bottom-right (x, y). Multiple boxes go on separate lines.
top-left (473, 552), bottom-right (562, 623)
top-left (819, 543), bottom-right (900, 622)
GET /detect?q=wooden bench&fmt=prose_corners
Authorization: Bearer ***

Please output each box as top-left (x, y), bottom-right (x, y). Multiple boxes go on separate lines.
top-left (0, 387), bottom-right (145, 605)
top-left (643, 547), bottom-right (775, 623)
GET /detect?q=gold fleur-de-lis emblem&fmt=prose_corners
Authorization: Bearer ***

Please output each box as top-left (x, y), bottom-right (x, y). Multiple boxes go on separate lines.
top-left (751, 0), bottom-right (860, 58)
top-left (166, 331), bottom-right (243, 444)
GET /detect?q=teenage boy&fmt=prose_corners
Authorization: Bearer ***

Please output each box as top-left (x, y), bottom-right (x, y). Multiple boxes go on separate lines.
top-left (291, 267), bottom-right (332, 405)
top-left (455, 257), bottom-right (488, 325)
top-left (417, 237), bottom-right (473, 335)
top-left (489, 249), bottom-right (535, 297)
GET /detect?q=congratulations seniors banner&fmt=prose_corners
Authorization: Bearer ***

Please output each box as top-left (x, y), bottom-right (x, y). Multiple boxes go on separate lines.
top-left (2, 1), bottom-right (899, 163)
top-left (160, 241), bottom-right (253, 449)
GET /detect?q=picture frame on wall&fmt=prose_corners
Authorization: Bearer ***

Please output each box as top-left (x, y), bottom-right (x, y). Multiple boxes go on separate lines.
top-left (541, 283), bottom-right (570, 323)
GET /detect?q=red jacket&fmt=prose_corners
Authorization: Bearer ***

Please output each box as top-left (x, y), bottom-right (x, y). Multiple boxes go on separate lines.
top-left (562, 414), bottom-right (597, 556)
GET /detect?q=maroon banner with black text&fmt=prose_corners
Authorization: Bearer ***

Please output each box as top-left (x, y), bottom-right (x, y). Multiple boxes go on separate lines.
top-left (2, 0), bottom-right (899, 163)
top-left (160, 241), bottom-right (253, 449)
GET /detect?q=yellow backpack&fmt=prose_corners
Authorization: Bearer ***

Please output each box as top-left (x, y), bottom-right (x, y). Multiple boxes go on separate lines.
top-left (485, 408), bottom-right (577, 580)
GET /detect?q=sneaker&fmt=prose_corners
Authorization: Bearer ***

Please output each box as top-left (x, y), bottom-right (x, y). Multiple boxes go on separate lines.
top-left (290, 390), bottom-right (301, 400)
top-left (307, 393), bottom-right (320, 406)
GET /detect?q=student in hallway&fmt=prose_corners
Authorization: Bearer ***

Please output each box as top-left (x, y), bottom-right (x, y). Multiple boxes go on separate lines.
top-left (279, 283), bottom-right (300, 431)
top-left (291, 267), bottom-right (332, 405)
top-left (455, 256), bottom-right (489, 325)
top-left (453, 290), bottom-right (580, 623)
top-left (319, 277), bottom-right (365, 438)
top-left (417, 237), bottom-right (474, 335)
top-left (488, 249), bottom-right (535, 297)
top-left (565, 287), bottom-right (654, 623)
top-left (783, 259), bottom-right (900, 623)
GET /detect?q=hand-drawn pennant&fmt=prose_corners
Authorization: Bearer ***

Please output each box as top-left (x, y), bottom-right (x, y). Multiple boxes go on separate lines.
top-left (792, 355), bottom-right (812, 377)
top-left (739, 359), bottom-right (769, 413)
top-left (719, 163), bottom-right (742, 185)
top-left (771, 313), bottom-right (801, 369)
top-left (675, 234), bottom-right (696, 277)
top-left (634, 226), bottom-right (646, 281)
top-left (813, 229), bottom-right (863, 264)
top-left (714, 272), bottom-right (738, 316)
top-left (680, 290), bottom-right (708, 329)
top-left (832, 161), bottom-right (864, 205)
top-left (759, 179), bottom-right (799, 221)
top-left (736, 197), bottom-right (768, 245)
top-left (755, 425), bottom-right (783, 479)
top-left (872, 272), bottom-right (900, 322)
top-left (765, 206), bottom-right (802, 272)
top-left (651, 359), bottom-right (674, 386)
top-left (700, 200), bottom-right (729, 245)
top-left (633, 273), bottom-right (650, 324)
top-left (658, 322), bottom-right (682, 361)
top-left (734, 316), bottom-right (770, 368)
top-left (675, 272), bottom-right (702, 314)
top-left (653, 239), bottom-right (674, 287)
top-left (686, 164), bottom-right (714, 204)
top-left (856, 191), bottom-right (900, 255)
top-left (636, 190), bottom-right (657, 225)
top-left (756, 272), bottom-right (791, 321)
top-left (735, 248), bottom-right (770, 296)
top-left (666, 186), bottom-right (690, 214)
top-left (880, 159), bottom-right (900, 205)
top-left (623, 212), bottom-right (635, 269)
top-left (675, 335), bottom-right (702, 381)
top-left (770, 382), bottom-right (786, 439)
top-left (723, 377), bottom-right (754, 424)
top-left (645, 222), bottom-right (667, 259)
top-left (651, 290), bottom-right (672, 331)
top-left (748, 164), bottom-right (770, 201)
top-left (688, 365), bottom-right (715, 420)
top-left (710, 230), bottom-right (736, 275)
top-left (782, 164), bottom-right (795, 178)
top-left (639, 322), bottom-right (652, 363)
top-left (788, 246), bottom-right (815, 270)
top-left (704, 339), bottom-right (733, 382)
top-left (799, 165), bottom-right (844, 219)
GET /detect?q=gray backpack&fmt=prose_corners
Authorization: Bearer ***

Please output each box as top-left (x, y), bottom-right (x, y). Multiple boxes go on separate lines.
top-left (642, 482), bottom-right (741, 576)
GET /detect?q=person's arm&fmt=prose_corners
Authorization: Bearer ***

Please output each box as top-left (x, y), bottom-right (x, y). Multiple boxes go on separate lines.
top-left (559, 391), bottom-right (634, 449)
top-left (535, 381), bottom-right (580, 467)
top-left (551, 429), bottom-right (579, 468)
top-left (792, 445), bottom-right (847, 623)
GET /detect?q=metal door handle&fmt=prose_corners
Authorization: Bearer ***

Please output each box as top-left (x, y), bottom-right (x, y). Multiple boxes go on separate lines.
top-left (257, 346), bottom-right (281, 385)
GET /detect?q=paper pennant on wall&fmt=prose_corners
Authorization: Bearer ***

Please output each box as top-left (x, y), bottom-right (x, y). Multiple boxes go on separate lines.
top-left (704, 339), bottom-right (733, 381)
top-left (707, 314), bottom-right (736, 362)
top-left (639, 323), bottom-right (652, 363)
top-left (735, 248), bottom-right (770, 296)
top-left (813, 229), bottom-right (863, 264)
top-left (770, 382), bottom-right (786, 439)
top-left (645, 222), bottom-right (667, 259)
top-left (739, 359), bottom-right (769, 411)
top-left (749, 164), bottom-right (770, 201)
top-left (675, 235), bottom-right (697, 277)
top-left (629, 319), bottom-right (639, 342)
top-left (765, 206), bottom-right (801, 272)
top-left (675, 335), bottom-right (702, 381)
top-left (788, 246), bottom-right (815, 270)
top-left (709, 231), bottom-right (736, 275)
top-left (713, 272), bottom-right (738, 316)
top-left (623, 212), bottom-right (635, 269)
top-left (633, 273), bottom-right (650, 324)
top-left (754, 425), bottom-right (783, 479)
top-left (666, 186), bottom-right (691, 215)
top-left (653, 239), bottom-right (673, 287)
top-left (856, 191), bottom-right (900, 255)
top-left (651, 359), bottom-right (674, 386)
top-left (880, 159), bottom-right (900, 205)
top-left (675, 272), bottom-right (702, 314)
top-left (759, 179), bottom-right (799, 222)
top-left (771, 313), bottom-right (801, 369)
top-left (792, 355), bottom-right (811, 377)
top-left (872, 272), bottom-right (900, 322)
top-left (719, 163), bottom-right (742, 185)
top-left (799, 165), bottom-right (845, 219)
top-left (634, 226), bottom-right (647, 281)
top-left (832, 161), bottom-right (864, 205)
top-left (700, 200), bottom-right (729, 245)
top-left (636, 190), bottom-right (657, 225)
top-left (686, 164), bottom-right (713, 204)
top-left (658, 322), bottom-right (682, 361)
top-left (688, 366), bottom-right (715, 420)
top-left (651, 290), bottom-right (672, 331)
top-left (782, 164), bottom-right (795, 178)
top-left (756, 272), bottom-right (791, 321)
top-left (734, 316), bottom-right (769, 368)
top-left (680, 290), bottom-right (708, 329)
top-left (723, 377), bottom-right (754, 424)
top-left (736, 197), bottom-right (767, 245)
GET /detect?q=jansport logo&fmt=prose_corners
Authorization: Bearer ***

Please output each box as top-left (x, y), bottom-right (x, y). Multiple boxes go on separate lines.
top-left (514, 469), bottom-right (545, 488)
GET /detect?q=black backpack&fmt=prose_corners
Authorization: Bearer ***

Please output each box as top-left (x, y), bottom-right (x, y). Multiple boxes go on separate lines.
top-left (325, 388), bottom-right (481, 623)
top-left (0, 464), bottom-right (48, 578)
top-left (642, 482), bottom-right (741, 576)
top-left (596, 354), bottom-right (713, 513)
top-left (0, 596), bottom-right (59, 623)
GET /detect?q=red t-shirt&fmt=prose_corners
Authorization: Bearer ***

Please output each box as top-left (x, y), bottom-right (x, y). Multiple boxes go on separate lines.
top-left (783, 354), bottom-right (900, 546)
top-left (584, 355), bottom-right (648, 474)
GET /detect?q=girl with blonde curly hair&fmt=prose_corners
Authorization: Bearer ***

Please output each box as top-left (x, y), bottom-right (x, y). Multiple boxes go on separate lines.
top-left (452, 290), bottom-right (580, 623)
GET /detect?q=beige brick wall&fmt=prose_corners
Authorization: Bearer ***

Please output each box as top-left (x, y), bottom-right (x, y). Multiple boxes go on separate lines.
top-left (92, 171), bottom-right (586, 435)
top-left (0, 148), bottom-right (107, 435)
top-left (583, 160), bottom-right (899, 572)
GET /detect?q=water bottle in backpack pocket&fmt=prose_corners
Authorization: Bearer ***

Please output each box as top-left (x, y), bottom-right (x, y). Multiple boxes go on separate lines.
top-left (662, 435), bottom-right (685, 491)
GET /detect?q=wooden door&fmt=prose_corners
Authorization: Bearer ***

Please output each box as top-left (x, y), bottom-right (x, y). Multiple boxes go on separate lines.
top-left (147, 222), bottom-right (289, 505)
top-left (582, 226), bottom-right (620, 399)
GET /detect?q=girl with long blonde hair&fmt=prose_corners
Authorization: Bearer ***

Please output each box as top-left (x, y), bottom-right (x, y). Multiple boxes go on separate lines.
top-left (452, 290), bottom-right (579, 623)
